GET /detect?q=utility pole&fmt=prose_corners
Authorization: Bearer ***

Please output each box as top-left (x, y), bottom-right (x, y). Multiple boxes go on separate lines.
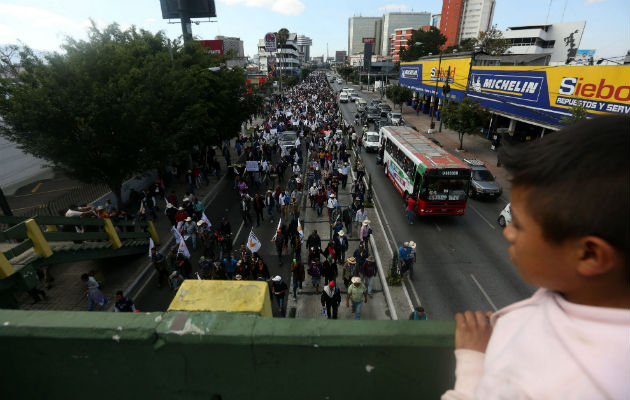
top-left (178, 0), bottom-right (192, 42)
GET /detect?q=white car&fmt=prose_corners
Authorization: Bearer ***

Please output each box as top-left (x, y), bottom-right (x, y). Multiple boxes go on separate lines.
top-left (497, 203), bottom-right (512, 227)
top-left (351, 94), bottom-right (361, 103)
top-left (388, 111), bottom-right (403, 125)
top-left (363, 131), bottom-right (380, 152)
top-left (339, 92), bottom-right (349, 103)
top-left (337, 79), bottom-right (343, 84)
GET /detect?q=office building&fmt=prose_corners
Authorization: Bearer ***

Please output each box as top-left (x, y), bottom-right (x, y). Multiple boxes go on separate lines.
top-left (440, 0), bottom-right (495, 48)
top-left (432, 14), bottom-right (441, 28)
top-left (348, 17), bottom-right (382, 55)
top-left (335, 50), bottom-right (347, 63)
top-left (296, 35), bottom-right (312, 63)
top-left (390, 28), bottom-right (416, 62)
top-left (502, 21), bottom-right (586, 65)
top-left (256, 32), bottom-right (301, 77)
top-left (381, 12), bottom-right (431, 56)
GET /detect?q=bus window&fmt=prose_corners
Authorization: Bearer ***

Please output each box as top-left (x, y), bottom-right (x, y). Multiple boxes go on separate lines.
top-left (413, 172), bottom-right (423, 195)
top-left (420, 177), bottom-right (469, 202)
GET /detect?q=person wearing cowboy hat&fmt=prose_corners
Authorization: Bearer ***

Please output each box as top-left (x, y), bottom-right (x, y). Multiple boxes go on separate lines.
top-left (362, 255), bottom-right (378, 295)
top-left (174, 206), bottom-right (189, 224)
top-left (334, 230), bottom-right (349, 263)
top-left (354, 205), bottom-right (368, 240)
top-left (166, 202), bottom-right (177, 226)
top-left (321, 280), bottom-right (341, 319)
top-left (271, 275), bottom-right (288, 317)
top-left (360, 219), bottom-right (372, 250)
top-left (398, 241), bottom-right (411, 277)
top-left (408, 241), bottom-right (417, 279)
top-left (326, 192), bottom-right (338, 223)
top-left (346, 276), bottom-right (368, 320)
top-left (342, 257), bottom-right (356, 289)
top-left (182, 216), bottom-right (198, 250)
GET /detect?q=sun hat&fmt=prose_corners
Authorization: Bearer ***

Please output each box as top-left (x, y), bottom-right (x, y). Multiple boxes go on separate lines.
top-left (197, 220), bottom-right (205, 226)
top-left (166, 203), bottom-right (174, 208)
top-left (347, 257), bottom-right (356, 264)
top-left (351, 276), bottom-right (361, 284)
top-left (272, 275), bottom-right (282, 282)
top-left (178, 207), bottom-right (184, 211)
top-left (403, 241), bottom-right (409, 247)
top-left (409, 241), bottom-right (416, 249)
top-left (185, 217), bottom-right (192, 222)
top-left (338, 230), bottom-right (344, 236)
top-left (235, 274), bottom-right (243, 280)
top-left (362, 219), bottom-right (370, 225)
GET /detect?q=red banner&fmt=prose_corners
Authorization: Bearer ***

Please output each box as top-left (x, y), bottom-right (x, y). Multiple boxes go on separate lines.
top-left (362, 37), bottom-right (376, 44)
top-left (196, 40), bottom-right (223, 55)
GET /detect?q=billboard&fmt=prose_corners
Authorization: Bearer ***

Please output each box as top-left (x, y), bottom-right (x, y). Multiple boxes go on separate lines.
top-left (400, 59), bottom-right (630, 127)
top-left (196, 40), bottom-right (223, 55)
top-left (160, 0), bottom-right (216, 19)
top-left (265, 32), bottom-right (277, 52)
top-left (362, 37), bottom-right (376, 44)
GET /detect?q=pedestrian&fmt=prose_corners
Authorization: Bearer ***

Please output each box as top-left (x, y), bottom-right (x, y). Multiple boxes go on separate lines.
top-left (409, 306), bottom-right (426, 320)
top-left (223, 254), bottom-right (238, 280)
top-left (165, 203), bottom-right (177, 226)
top-left (408, 240), bottom-right (417, 280)
top-left (308, 258), bottom-right (322, 294)
top-left (406, 195), bottom-right (417, 225)
top-left (354, 206), bottom-right (368, 238)
top-left (360, 219), bottom-right (372, 249)
top-left (252, 258), bottom-right (270, 281)
top-left (253, 193), bottom-right (265, 226)
top-left (290, 258), bottom-right (305, 299)
top-left (321, 280), bottom-right (341, 319)
top-left (398, 241), bottom-right (411, 277)
top-left (271, 275), bottom-right (288, 317)
top-left (326, 193), bottom-right (338, 223)
top-left (322, 254), bottom-right (338, 286)
top-left (182, 217), bottom-right (197, 250)
top-left (334, 230), bottom-right (349, 263)
top-left (239, 194), bottom-right (252, 225)
top-left (114, 290), bottom-right (136, 312)
top-left (151, 247), bottom-right (169, 288)
top-left (362, 255), bottom-right (378, 295)
top-left (273, 229), bottom-right (286, 265)
top-left (81, 273), bottom-right (107, 311)
top-left (342, 257), bottom-right (356, 288)
top-left (342, 205), bottom-right (353, 237)
top-left (169, 271), bottom-right (184, 291)
top-left (265, 189), bottom-right (275, 222)
top-left (346, 276), bottom-right (368, 320)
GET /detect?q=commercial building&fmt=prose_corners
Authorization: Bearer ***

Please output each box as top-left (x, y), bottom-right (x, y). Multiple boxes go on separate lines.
top-left (390, 27), bottom-right (417, 62)
top-left (296, 35), bottom-right (312, 63)
top-left (381, 12), bottom-right (431, 56)
top-left (348, 17), bottom-right (382, 55)
top-left (256, 32), bottom-right (301, 78)
top-left (439, 0), bottom-right (495, 48)
top-left (432, 13), bottom-right (441, 28)
top-left (335, 50), bottom-right (347, 63)
top-left (502, 21), bottom-right (586, 65)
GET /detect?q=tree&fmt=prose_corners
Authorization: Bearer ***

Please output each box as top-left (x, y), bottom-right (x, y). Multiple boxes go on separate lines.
top-left (0, 23), bottom-right (250, 206)
top-left (560, 101), bottom-right (588, 125)
top-left (477, 25), bottom-right (510, 56)
top-left (337, 65), bottom-right (355, 81)
top-left (399, 27), bottom-right (447, 62)
top-left (275, 28), bottom-right (290, 91)
top-left (441, 98), bottom-right (490, 150)
top-left (386, 85), bottom-right (413, 111)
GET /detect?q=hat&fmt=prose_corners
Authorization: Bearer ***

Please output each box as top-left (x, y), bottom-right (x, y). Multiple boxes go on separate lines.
top-left (187, 169), bottom-right (192, 173)
top-left (310, 166), bottom-right (314, 169)
top-left (367, 255), bottom-right (375, 262)
top-left (351, 276), bottom-right (362, 284)
top-left (197, 220), bottom-right (204, 226)
top-left (199, 256), bottom-right (205, 261)
top-left (355, 197), bottom-right (361, 201)
top-left (178, 207), bottom-right (184, 211)
top-left (409, 241), bottom-right (416, 249)
top-left (267, 189), bottom-right (272, 192)
top-left (328, 281), bottom-right (335, 287)
top-left (96, 205), bottom-right (104, 211)
top-left (404, 241), bottom-right (409, 247)
top-left (338, 230), bottom-right (344, 237)
top-left (167, 203), bottom-right (174, 208)
top-left (169, 271), bottom-right (178, 278)
top-left (183, 197), bottom-right (190, 202)
top-left (330, 193), bottom-right (335, 198)
top-left (362, 219), bottom-right (370, 225)
top-left (235, 274), bottom-right (242, 280)
top-left (347, 257), bottom-right (356, 264)
top-left (272, 275), bottom-right (282, 282)
top-left (185, 217), bottom-right (192, 222)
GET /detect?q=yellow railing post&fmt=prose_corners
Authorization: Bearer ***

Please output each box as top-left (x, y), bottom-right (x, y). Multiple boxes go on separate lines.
top-left (0, 252), bottom-right (15, 279)
top-left (147, 221), bottom-right (160, 245)
top-left (103, 218), bottom-right (122, 250)
top-left (24, 219), bottom-right (53, 258)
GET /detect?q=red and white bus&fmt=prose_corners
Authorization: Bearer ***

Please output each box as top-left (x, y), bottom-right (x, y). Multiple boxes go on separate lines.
top-left (380, 126), bottom-right (471, 216)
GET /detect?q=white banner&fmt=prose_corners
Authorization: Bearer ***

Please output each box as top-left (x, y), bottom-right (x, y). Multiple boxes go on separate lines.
top-left (202, 212), bottom-right (211, 227)
top-left (297, 218), bottom-right (304, 243)
top-left (246, 161), bottom-right (259, 172)
top-left (247, 229), bottom-right (262, 253)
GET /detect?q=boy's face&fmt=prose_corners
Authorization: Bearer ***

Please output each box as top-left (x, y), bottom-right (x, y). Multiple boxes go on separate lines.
top-left (503, 186), bottom-right (577, 290)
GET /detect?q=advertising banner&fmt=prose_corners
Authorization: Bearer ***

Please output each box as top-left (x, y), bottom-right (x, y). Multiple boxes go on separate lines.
top-left (362, 37), bottom-right (376, 44)
top-left (196, 40), bottom-right (223, 55)
top-left (399, 58), bottom-right (472, 101)
top-left (265, 32), bottom-right (277, 52)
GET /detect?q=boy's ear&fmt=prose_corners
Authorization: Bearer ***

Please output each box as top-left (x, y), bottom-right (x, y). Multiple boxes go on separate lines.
top-left (575, 236), bottom-right (619, 277)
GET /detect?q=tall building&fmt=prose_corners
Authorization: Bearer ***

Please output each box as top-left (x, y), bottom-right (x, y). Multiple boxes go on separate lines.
top-left (440, 0), bottom-right (495, 48)
top-left (502, 21), bottom-right (587, 65)
top-left (296, 35), bottom-right (312, 63)
top-left (215, 36), bottom-right (244, 58)
top-left (256, 32), bottom-right (301, 77)
top-left (335, 50), bottom-right (347, 63)
top-left (390, 28), bottom-right (417, 62)
top-left (348, 17), bottom-right (382, 56)
top-left (381, 12), bottom-right (431, 56)
top-left (432, 14), bottom-right (441, 28)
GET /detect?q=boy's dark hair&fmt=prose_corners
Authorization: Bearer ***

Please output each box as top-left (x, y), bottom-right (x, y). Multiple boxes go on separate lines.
top-left (499, 115), bottom-right (629, 257)
top-left (116, 290), bottom-right (124, 297)
top-left (80, 273), bottom-right (89, 280)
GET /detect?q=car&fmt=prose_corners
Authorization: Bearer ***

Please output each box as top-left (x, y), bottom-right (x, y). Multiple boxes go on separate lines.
top-left (498, 203), bottom-right (512, 227)
top-left (278, 130), bottom-right (298, 149)
top-left (356, 98), bottom-right (368, 112)
top-left (378, 103), bottom-right (392, 112)
top-left (370, 99), bottom-right (382, 107)
top-left (366, 107), bottom-right (380, 122)
top-left (464, 159), bottom-right (503, 199)
top-left (351, 94), bottom-right (361, 103)
top-left (388, 111), bottom-right (403, 126)
top-left (337, 79), bottom-right (343, 84)
top-left (377, 119), bottom-right (392, 130)
top-left (363, 131), bottom-right (380, 152)
top-left (339, 92), bottom-right (349, 103)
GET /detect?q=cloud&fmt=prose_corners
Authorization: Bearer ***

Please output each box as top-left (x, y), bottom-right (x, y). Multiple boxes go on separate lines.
top-left (218, 0), bottom-right (305, 15)
top-left (378, 3), bottom-right (410, 11)
top-left (584, 0), bottom-right (605, 3)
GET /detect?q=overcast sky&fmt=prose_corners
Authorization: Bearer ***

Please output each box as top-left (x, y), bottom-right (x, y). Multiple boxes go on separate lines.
top-left (0, 0), bottom-right (627, 60)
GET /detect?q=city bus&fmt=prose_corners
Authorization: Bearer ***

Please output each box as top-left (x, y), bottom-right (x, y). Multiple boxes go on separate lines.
top-left (380, 126), bottom-right (471, 216)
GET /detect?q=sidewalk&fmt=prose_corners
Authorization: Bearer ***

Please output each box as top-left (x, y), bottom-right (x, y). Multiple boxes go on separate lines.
top-left (13, 119), bottom-right (261, 311)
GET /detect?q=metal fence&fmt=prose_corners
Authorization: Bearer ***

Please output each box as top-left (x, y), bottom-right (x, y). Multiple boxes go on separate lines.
top-left (16, 183), bottom-right (110, 218)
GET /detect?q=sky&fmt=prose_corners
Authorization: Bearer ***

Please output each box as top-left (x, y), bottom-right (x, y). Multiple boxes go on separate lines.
top-left (0, 0), bottom-right (628, 61)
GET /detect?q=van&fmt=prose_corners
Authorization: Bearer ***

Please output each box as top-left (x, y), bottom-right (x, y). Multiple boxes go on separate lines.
top-left (356, 98), bottom-right (367, 112)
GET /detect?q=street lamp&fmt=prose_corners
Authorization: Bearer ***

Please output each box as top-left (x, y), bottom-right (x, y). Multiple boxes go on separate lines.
top-left (428, 51), bottom-right (443, 133)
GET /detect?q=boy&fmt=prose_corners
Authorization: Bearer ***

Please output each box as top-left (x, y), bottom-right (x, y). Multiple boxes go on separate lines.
top-left (442, 116), bottom-right (629, 399)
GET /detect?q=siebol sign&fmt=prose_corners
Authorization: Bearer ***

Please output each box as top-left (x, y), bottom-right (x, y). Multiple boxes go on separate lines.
top-left (557, 77), bottom-right (630, 113)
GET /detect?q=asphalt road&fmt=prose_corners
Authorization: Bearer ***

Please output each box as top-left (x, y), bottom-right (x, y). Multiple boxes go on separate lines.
top-left (332, 77), bottom-right (535, 319)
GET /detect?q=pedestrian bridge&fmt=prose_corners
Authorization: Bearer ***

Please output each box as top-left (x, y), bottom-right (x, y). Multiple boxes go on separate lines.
top-left (0, 215), bottom-right (159, 308)
top-left (0, 280), bottom-right (456, 399)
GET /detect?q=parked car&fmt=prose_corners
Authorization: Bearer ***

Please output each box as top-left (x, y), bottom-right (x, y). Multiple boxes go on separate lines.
top-left (378, 103), bottom-right (392, 118)
top-left (363, 131), bottom-right (381, 152)
top-left (339, 92), bottom-right (349, 103)
top-left (464, 159), bottom-right (503, 199)
top-left (388, 111), bottom-right (403, 125)
top-left (350, 94), bottom-right (361, 103)
top-left (498, 203), bottom-right (512, 227)
top-left (278, 131), bottom-right (299, 150)
top-left (370, 99), bottom-right (382, 107)
top-left (366, 107), bottom-right (380, 122)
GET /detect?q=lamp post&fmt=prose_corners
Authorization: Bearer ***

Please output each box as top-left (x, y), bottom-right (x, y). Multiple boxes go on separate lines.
top-left (428, 51), bottom-right (442, 133)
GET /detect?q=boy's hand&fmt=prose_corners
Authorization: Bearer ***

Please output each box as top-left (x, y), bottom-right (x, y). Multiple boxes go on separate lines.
top-left (454, 311), bottom-right (494, 353)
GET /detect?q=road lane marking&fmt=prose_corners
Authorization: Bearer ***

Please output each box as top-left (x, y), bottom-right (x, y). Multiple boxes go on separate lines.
top-left (434, 222), bottom-right (442, 232)
top-left (469, 204), bottom-right (496, 230)
top-left (401, 281), bottom-right (414, 311)
top-left (14, 186), bottom-right (81, 197)
top-left (232, 221), bottom-right (245, 246)
top-left (31, 182), bottom-right (42, 193)
top-left (10, 204), bottom-right (46, 211)
top-left (407, 278), bottom-right (422, 306)
top-left (470, 273), bottom-right (498, 311)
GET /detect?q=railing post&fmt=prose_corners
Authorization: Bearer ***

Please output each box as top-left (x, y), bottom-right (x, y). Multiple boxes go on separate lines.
top-left (24, 219), bottom-right (53, 258)
top-left (103, 218), bottom-right (122, 250)
top-left (147, 221), bottom-right (160, 245)
top-left (0, 252), bottom-right (15, 278)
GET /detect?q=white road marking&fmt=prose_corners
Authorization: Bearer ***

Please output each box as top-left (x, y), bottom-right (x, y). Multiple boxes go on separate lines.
top-left (469, 204), bottom-right (496, 230)
top-left (434, 222), bottom-right (442, 232)
top-left (401, 281), bottom-right (414, 311)
top-left (470, 273), bottom-right (498, 311)
top-left (407, 278), bottom-right (422, 306)
top-left (232, 221), bottom-right (245, 246)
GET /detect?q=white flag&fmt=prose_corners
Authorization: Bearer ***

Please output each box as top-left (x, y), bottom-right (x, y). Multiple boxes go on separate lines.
top-left (148, 237), bottom-right (155, 258)
top-left (297, 218), bottom-right (304, 243)
top-left (202, 212), bottom-right (212, 227)
top-left (177, 234), bottom-right (190, 259)
top-left (272, 218), bottom-right (282, 241)
top-left (171, 226), bottom-right (181, 244)
top-left (247, 229), bottom-right (262, 253)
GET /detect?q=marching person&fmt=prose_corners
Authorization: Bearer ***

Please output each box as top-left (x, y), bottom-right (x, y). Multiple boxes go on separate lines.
top-left (321, 280), bottom-right (341, 319)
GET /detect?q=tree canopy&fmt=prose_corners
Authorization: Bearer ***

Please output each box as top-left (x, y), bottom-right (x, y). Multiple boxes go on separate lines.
top-left (399, 27), bottom-right (447, 62)
top-left (0, 23), bottom-right (255, 204)
top-left (386, 85), bottom-right (413, 111)
top-left (441, 98), bottom-right (490, 150)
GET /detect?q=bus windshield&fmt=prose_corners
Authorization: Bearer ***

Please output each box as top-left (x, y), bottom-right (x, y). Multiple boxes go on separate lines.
top-left (420, 176), bottom-right (469, 202)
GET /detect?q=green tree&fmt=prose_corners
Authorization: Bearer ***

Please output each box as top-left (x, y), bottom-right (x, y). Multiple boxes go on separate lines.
top-left (477, 25), bottom-right (510, 55)
top-left (337, 65), bottom-right (355, 81)
top-left (275, 28), bottom-right (290, 91)
top-left (560, 101), bottom-right (588, 125)
top-left (399, 27), bottom-right (447, 62)
top-left (0, 23), bottom-right (250, 205)
top-left (386, 85), bottom-right (413, 111)
top-left (441, 98), bottom-right (490, 150)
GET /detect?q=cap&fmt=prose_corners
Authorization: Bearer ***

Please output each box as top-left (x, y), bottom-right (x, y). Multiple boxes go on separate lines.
top-left (272, 275), bottom-right (282, 282)
top-left (328, 281), bottom-right (335, 287)
top-left (409, 241), bottom-right (416, 249)
top-left (351, 276), bottom-right (361, 284)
